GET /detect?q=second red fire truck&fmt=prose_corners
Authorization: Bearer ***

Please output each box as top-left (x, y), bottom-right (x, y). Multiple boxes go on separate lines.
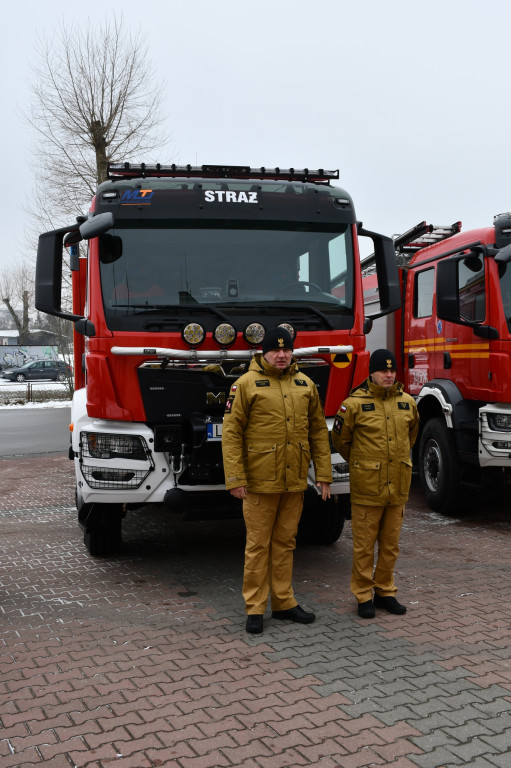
top-left (364, 214), bottom-right (511, 513)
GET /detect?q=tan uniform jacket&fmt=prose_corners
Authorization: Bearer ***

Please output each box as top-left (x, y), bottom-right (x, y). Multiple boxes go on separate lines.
top-left (222, 354), bottom-right (332, 493)
top-left (332, 378), bottom-right (419, 506)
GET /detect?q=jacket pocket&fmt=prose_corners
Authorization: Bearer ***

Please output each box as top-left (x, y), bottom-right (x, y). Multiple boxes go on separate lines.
top-left (399, 458), bottom-right (413, 495)
top-left (352, 458), bottom-right (382, 496)
top-left (246, 443), bottom-right (277, 481)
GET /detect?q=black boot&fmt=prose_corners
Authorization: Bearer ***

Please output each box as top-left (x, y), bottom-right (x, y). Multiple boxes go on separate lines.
top-left (271, 605), bottom-right (315, 624)
top-left (245, 614), bottom-right (264, 633)
top-left (374, 595), bottom-right (406, 615)
top-left (357, 599), bottom-right (375, 619)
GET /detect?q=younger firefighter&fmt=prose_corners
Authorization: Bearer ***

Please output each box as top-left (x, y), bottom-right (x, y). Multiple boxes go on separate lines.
top-left (332, 348), bottom-right (419, 619)
top-left (222, 327), bottom-right (332, 634)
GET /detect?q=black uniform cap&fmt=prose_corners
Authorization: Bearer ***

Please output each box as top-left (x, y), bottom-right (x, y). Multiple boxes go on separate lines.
top-left (262, 327), bottom-right (294, 354)
top-left (369, 348), bottom-right (397, 373)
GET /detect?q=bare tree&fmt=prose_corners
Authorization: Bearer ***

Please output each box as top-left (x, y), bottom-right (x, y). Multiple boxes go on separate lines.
top-left (26, 14), bottom-right (168, 229)
top-left (0, 263), bottom-right (35, 344)
top-left (17, 14), bottom-right (169, 378)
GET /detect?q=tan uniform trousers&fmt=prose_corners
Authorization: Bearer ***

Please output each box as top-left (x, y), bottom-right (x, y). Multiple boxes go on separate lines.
top-left (350, 503), bottom-right (405, 603)
top-left (242, 491), bottom-right (303, 615)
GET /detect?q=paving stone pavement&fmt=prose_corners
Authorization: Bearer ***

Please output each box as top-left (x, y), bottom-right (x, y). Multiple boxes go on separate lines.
top-left (1, 455), bottom-right (510, 768)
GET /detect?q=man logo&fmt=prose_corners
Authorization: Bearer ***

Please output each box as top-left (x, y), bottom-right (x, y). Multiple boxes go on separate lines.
top-left (206, 392), bottom-right (226, 406)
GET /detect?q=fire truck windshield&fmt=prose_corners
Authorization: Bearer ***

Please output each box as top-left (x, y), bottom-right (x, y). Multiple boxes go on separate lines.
top-left (99, 224), bottom-right (354, 331)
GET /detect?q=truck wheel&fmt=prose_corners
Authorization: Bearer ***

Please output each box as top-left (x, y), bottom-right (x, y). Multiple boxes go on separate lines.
top-left (419, 417), bottom-right (459, 514)
top-left (80, 502), bottom-right (123, 556)
top-left (297, 490), bottom-right (345, 545)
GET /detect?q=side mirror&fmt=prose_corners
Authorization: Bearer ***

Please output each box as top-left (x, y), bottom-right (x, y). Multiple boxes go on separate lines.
top-left (36, 225), bottom-right (84, 322)
top-left (358, 225), bottom-right (401, 318)
top-left (79, 211), bottom-right (114, 240)
top-left (363, 317), bottom-right (373, 334)
top-left (36, 213), bottom-right (114, 323)
top-left (436, 259), bottom-right (459, 322)
top-left (495, 243), bottom-right (511, 264)
top-left (436, 252), bottom-right (499, 338)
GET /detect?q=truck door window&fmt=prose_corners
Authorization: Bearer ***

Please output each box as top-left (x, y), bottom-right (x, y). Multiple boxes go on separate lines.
top-left (414, 268), bottom-right (434, 318)
top-left (459, 255), bottom-right (485, 323)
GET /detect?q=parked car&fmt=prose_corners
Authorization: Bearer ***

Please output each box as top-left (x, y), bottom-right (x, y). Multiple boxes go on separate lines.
top-left (1, 359), bottom-right (72, 382)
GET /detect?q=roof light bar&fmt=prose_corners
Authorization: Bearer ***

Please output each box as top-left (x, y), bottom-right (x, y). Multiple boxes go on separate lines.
top-left (107, 163), bottom-right (339, 184)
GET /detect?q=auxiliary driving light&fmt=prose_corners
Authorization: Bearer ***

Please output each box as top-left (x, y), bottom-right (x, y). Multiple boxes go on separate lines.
top-left (213, 322), bottom-right (236, 347)
top-left (244, 322), bottom-right (265, 346)
top-left (278, 322), bottom-right (295, 339)
top-left (182, 322), bottom-right (205, 347)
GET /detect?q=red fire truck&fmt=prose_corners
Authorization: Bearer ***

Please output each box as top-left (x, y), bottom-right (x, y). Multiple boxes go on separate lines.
top-left (35, 163), bottom-right (400, 555)
top-left (363, 214), bottom-right (511, 513)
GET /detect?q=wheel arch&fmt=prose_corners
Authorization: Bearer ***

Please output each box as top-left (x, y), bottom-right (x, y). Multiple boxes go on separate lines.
top-left (416, 380), bottom-right (481, 460)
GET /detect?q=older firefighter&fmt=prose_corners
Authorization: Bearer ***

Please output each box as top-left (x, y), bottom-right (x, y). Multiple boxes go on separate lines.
top-left (332, 348), bottom-right (419, 619)
top-left (222, 327), bottom-right (332, 634)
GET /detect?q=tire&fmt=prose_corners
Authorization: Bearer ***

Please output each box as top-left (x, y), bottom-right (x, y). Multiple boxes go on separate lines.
top-left (16, 373), bottom-right (26, 382)
top-left (418, 417), bottom-right (459, 514)
top-left (297, 490), bottom-right (345, 545)
top-left (56, 372), bottom-right (66, 382)
top-left (79, 502), bottom-right (123, 556)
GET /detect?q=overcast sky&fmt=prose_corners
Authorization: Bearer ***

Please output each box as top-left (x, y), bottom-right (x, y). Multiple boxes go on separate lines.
top-left (1, 0), bottom-right (510, 272)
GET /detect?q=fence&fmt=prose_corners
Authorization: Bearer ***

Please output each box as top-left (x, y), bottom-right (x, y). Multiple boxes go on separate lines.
top-left (0, 383), bottom-right (72, 407)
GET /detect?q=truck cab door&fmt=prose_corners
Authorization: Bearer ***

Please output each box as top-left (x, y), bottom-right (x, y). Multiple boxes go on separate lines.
top-left (436, 252), bottom-right (491, 398)
top-left (405, 266), bottom-right (439, 395)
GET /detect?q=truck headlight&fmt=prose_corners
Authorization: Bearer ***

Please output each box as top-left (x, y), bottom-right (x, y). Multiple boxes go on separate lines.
top-left (487, 413), bottom-right (511, 432)
top-left (80, 432), bottom-right (148, 460)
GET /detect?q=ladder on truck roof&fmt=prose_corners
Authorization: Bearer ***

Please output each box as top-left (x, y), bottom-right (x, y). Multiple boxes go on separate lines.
top-left (394, 220), bottom-right (462, 256)
top-left (361, 220), bottom-right (462, 277)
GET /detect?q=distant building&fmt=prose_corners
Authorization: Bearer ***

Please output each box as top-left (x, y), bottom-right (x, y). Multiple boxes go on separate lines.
top-left (0, 329), bottom-right (19, 346)
top-left (0, 329), bottom-right (62, 346)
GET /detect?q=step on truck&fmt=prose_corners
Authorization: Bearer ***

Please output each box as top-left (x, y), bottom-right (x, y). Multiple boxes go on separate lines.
top-left (363, 214), bottom-right (511, 513)
top-left (35, 163), bottom-right (400, 555)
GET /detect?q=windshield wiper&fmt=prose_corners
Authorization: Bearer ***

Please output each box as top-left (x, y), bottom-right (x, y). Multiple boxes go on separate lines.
top-left (111, 303), bottom-right (230, 322)
top-left (251, 302), bottom-right (337, 330)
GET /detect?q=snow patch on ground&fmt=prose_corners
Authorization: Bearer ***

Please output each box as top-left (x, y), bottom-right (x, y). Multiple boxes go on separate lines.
top-left (0, 400), bottom-right (71, 409)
